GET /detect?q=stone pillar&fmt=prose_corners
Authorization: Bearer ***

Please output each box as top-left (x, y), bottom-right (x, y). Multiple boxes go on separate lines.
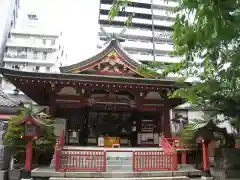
top-left (0, 121), bottom-right (10, 170)
top-left (162, 108), bottom-right (171, 137)
top-left (0, 120), bottom-right (10, 180)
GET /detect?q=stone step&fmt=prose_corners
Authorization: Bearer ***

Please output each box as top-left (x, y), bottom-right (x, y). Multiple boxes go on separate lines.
top-left (32, 167), bottom-right (202, 178)
top-left (50, 176), bottom-right (190, 180)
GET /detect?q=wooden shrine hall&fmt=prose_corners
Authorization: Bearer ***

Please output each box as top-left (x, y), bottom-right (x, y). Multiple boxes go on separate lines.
top-left (0, 40), bottom-right (187, 147)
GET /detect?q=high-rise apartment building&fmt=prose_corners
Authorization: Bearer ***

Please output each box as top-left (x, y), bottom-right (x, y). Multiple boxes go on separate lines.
top-left (98, 0), bottom-right (180, 64)
top-left (1, 3), bottom-right (66, 95)
top-left (0, 0), bottom-right (20, 65)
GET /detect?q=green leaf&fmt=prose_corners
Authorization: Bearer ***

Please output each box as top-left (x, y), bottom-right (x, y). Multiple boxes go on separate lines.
top-left (4, 106), bottom-right (56, 156)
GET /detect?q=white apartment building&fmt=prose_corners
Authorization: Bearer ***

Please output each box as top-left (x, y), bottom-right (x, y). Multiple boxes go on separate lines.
top-left (98, 0), bottom-right (179, 64)
top-left (97, 0), bottom-right (235, 133)
top-left (1, 9), bottom-right (66, 94)
top-left (0, 0), bottom-right (20, 65)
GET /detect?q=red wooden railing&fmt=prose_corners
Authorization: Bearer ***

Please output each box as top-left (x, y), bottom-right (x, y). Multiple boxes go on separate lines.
top-left (61, 149), bottom-right (106, 171)
top-left (166, 137), bottom-right (185, 149)
top-left (133, 150), bottom-right (178, 171)
top-left (159, 136), bottom-right (178, 170)
top-left (160, 136), bottom-right (188, 166)
top-left (160, 136), bottom-right (173, 153)
top-left (53, 134), bottom-right (179, 172)
top-left (54, 148), bottom-right (178, 171)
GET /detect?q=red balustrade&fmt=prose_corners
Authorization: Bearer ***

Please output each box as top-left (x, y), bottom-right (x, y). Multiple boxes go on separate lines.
top-left (59, 131), bottom-right (65, 147)
top-left (166, 137), bottom-right (185, 149)
top-left (60, 149), bottom-right (106, 171)
top-left (160, 136), bottom-right (173, 153)
top-left (133, 150), bottom-right (178, 171)
top-left (53, 134), bottom-right (180, 172)
top-left (54, 148), bottom-right (179, 172)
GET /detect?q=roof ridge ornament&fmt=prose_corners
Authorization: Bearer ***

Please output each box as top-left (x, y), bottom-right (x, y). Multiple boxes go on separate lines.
top-left (100, 26), bottom-right (126, 44)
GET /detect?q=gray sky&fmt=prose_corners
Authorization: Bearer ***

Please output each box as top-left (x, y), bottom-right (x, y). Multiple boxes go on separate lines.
top-left (60, 0), bottom-right (100, 64)
top-left (21, 0), bottom-right (100, 64)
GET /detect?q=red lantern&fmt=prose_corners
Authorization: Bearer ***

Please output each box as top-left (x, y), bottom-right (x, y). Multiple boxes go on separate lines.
top-left (19, 116), bottom-right (41, 139)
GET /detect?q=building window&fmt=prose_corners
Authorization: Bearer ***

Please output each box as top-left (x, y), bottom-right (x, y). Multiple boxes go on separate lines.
top-left (12, 65), bottom-right (20, 70)
top-left (51, 39), bottom-right (55, 45)
top-left (33, 51), bottom-right (38, 59)
top-left (27, 14), bottom-right (38, 20)
top-left (35, 66), bottom-right (40, 72)
top-left (43, 52), bottom-right (47, 60)
top-left (45, 67), bottom-right (50, 72)
top-left (42, 39), bottom-right (46, 45)
top-left (13, 88), bottom-right (19, 95)
top-left (17, 48), bottom-right (27, 58)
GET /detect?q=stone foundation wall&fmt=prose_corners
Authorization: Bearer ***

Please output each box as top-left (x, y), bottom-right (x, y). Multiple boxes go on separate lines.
top-left (212, 148), bottom-right (240, 179)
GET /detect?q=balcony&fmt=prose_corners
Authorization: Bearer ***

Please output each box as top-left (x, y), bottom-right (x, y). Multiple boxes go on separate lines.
top-left (100, 4), bottom-right (152, 15)
top-left (154, 19), bottom-right (174, 27)
top-left (4, 53), bottom-right (56, 65)
top-left (11, 29), bottom-right (59, 37)
top-left (132, 54), bottom-right (181, 63)
top-left (120, 40), bottom-right (173, 52)
top-left (152, 0), bottom-right (178, 9)
top-left (155, 43), bottom-right (173, 51)
top-left (121, 41), bottom-right (154, 52)
top-left (99, 26), bottom-right (172, 41)
top-left (153, 10), bottom-right (176, 20)
top-left (6, 39), bottom-right (57, 52)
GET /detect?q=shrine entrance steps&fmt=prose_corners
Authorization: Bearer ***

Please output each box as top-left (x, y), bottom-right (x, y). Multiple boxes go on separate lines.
top-left (49, 176), bottom-right (190, 180)
top-left (42, 146), bottom-right (202, 180)
top-left (32, 167), bottom-right (201, 180)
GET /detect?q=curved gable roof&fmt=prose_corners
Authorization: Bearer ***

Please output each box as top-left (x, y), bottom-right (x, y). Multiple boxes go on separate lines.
top-left (59, 40), bottom-right (148, 77)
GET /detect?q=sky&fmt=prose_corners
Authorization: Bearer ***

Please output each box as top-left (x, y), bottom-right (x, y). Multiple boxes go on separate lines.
top-left (20, 0), bottom-right (100, 65)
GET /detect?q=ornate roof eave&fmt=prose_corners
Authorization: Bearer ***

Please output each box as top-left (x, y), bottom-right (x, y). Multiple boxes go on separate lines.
top-left (0, 68), bottom-right (190, 89)
top-left (59, 40), bottom-right (148, 77)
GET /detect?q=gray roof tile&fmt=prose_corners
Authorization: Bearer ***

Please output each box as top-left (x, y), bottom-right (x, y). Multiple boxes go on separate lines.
top-left (0, 91), bottom-right (21, 107)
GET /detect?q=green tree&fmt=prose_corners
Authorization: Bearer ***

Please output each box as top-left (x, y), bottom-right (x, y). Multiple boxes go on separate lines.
top-left (4, 105), bottom-right (56, 167)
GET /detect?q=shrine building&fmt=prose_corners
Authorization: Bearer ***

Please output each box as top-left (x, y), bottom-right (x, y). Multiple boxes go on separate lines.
top-left (0, 40), bottom-right (187, 147)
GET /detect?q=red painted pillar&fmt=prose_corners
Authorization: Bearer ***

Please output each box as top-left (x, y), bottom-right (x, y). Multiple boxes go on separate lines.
top-left (181, 151), bottom-right (187, 164)
top-left (24, 140), bottom-right (33, 171)
top-left (162, 108), bottom-right (171, 137)
top-left (202, 142), bottom-right (209, 171)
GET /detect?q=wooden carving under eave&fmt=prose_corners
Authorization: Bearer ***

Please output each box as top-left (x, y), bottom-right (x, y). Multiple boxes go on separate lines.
top-left (71, 50), bottom-right (147, 77)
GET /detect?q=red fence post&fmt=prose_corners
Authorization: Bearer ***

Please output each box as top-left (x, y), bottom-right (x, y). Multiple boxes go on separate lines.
top-left (202, 142), bottom-right (210, 171)
top-left (103, 150), bottom-right (107, 172)
top-left (132, 151), bottom-right (136, 172)
top-left (54, 148), bottom-right (60, 171)
top-left (181, 151), bottom-right (187, 165)
top-left (171, 151), bottom-right (178, 170)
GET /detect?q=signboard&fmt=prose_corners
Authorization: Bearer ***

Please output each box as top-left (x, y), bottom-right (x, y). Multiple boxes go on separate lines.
top-left (106, 151), bottom-right (132, 172)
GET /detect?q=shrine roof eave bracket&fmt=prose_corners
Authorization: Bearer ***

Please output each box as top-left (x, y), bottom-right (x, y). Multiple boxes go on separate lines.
top-left (0, 68), bottom-right (190, 89)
